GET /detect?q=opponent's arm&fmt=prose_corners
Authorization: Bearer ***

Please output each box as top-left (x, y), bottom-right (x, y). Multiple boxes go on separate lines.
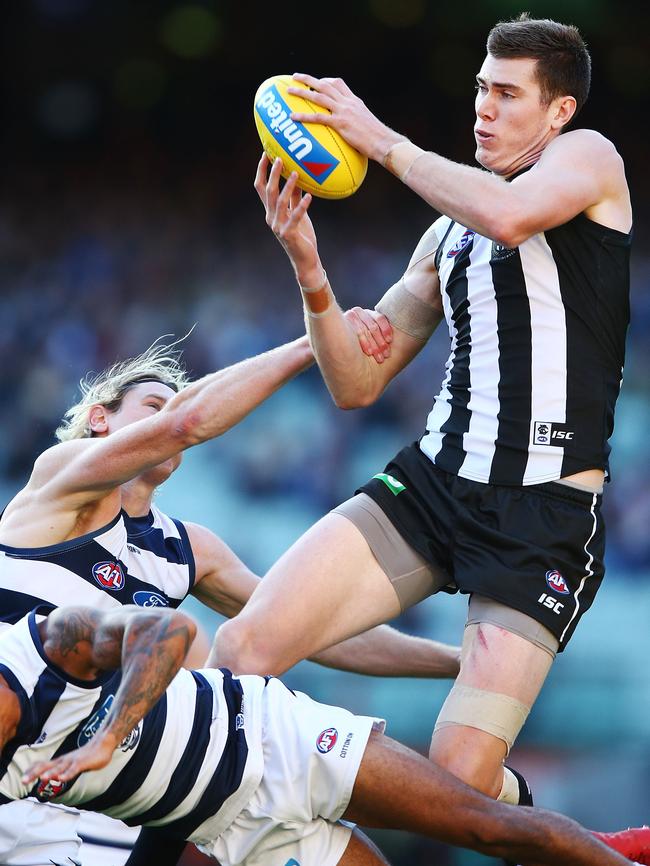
top-left (287, 75), bottom-right (631, 246)
top-left (257, 153), bottom-right (442, 408)
top-left (33, 336), bottom-right (314, 505)
top-left (22, 606), bottom-right (196, 785)
top-left (310, 627), bottom-right (460, 678)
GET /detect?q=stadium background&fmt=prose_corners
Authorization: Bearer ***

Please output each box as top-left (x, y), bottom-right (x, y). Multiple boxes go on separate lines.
top-left (1, 1), bottom-right (649, 863)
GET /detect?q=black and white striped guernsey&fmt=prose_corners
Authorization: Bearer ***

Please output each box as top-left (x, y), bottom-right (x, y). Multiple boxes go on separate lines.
top-left (420, 209), bottom-right (631, 486)
top-left (0, 608), bottom-right (265, 845)
top-left (0, 504), bottom-right (195, 628)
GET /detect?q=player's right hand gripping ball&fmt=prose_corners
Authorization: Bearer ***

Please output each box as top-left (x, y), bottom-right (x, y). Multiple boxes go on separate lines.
top-left (254, 74), bottom-right (368, 199)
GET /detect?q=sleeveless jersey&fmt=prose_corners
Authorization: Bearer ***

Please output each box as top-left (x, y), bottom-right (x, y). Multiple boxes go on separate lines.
top-left (419, 211), bottom-right (631, 486)
top-left (0, 505), bottom-right (195, 627)
top-left (0, 608), bottom-right (265, 845)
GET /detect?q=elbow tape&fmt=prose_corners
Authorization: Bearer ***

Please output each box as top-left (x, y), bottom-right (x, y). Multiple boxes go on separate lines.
top-left (376, 279), bottom-right (440, 341)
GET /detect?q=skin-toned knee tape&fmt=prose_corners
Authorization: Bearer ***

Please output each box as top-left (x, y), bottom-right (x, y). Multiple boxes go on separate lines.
top-left (434, 683), bottom-right (531, 755)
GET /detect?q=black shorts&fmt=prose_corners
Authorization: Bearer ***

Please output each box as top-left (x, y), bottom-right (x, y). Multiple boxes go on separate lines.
top-left (357, 443), bottom-right (605, 651)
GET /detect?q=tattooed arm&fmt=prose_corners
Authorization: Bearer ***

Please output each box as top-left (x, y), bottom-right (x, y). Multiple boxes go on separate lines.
top-left (22, 605), bottom-right (196, 786)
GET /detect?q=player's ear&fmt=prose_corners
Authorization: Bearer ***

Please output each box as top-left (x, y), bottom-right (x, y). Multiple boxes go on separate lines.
top-left (550, 94), bottom-right (576, 130)
top-left (88, 404), bottom-right (109, 435)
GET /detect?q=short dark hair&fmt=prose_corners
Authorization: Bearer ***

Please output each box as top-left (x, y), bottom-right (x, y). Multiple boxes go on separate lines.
top-left (487, 13), bottom-right (591, 117)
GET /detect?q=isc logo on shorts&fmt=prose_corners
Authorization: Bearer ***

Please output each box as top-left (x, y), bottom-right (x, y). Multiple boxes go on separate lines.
top-left (546, 569), bottom-right (570, 595)
top-left (92, 561), bottom-right (125, 591)
top-left (316, 727), bottom-right (338, 753)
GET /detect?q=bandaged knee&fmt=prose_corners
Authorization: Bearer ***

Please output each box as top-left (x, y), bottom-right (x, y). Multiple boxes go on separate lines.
top-left (434, 683), bottom-right (531, 755)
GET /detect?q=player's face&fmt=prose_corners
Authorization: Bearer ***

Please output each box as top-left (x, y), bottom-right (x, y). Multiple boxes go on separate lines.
top-left (473, 54), bottom-right (560, 177)
top-left (104, 382), bottom-right (182, 478)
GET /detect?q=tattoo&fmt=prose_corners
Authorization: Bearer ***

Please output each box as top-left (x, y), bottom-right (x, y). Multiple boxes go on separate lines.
top-left (102, 614), bottom-right (193, 745)
top-left (44, 608), bottom-right (99, 659)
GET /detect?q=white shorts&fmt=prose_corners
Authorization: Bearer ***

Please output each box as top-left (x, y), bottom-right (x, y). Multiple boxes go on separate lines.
top-left (201, 678), bottom-right (382, 866)
top-left (0, 799), bottom-right (81, 866)
top-left (77, 812), bottom-right (140, 866)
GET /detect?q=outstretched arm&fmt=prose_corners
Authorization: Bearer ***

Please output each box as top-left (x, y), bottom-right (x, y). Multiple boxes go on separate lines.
top-left (256, 154), bottom-right (441, 408)
top-left (33, 336), bottom-right (314, 507)
top-left (22, 606), bottom-right (196, 786)
top-left (311, 626), bottom-right (460, 679)
top-left (287, 74), bottom-right (631, 246)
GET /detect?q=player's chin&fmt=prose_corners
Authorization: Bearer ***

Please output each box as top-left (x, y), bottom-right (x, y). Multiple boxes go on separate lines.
top-left (475, 146), bottom-right (509, 176)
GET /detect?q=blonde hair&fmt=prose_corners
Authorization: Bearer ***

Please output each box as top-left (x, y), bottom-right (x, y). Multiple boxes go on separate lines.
top-left (56, 337), bottom-right (191, 442)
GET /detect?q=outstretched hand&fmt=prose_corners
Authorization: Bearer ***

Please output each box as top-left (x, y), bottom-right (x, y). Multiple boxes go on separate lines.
top-left (254, 152), bottom-right (323, 286)
top-left (22, 731), bottom-right (118, 788)
top-left (287, 74), bottom-right (404, 164)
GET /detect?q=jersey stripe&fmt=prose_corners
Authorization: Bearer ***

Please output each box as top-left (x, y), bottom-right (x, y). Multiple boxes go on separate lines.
top-left (76, 698), bottom-right (167, 813)
top-left (455, 240), bottom-right (500, 481)
top-left (161, 672), bottom-right (247, 839)
top-left (130, 672), bottom-right (214, 824)
top-left (520, 234), bottom-right (567, 483)
top-left (489, 246), bottom-right (533, 483)
top-left (431, 233), bottom-right (475, 474)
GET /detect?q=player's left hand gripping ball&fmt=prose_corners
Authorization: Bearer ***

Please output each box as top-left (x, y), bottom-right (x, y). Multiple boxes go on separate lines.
top-left (254, 74), bottom-right (368, 199)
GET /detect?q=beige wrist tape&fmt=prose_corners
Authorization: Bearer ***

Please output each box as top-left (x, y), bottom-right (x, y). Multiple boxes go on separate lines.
top-left (375, 279), bottom-right (440, 341)
top-left (434, 683), bottom-right (531, 755)
top-left (299, 270), bottom-right (331, 317)
top-left (383, 140), bottom-right (427, 182)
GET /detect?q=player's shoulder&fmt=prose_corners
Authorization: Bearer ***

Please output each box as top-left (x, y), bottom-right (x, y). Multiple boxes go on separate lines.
top-left (29, 438), bottom-right (96, 487)
top-left (407, 214), bottom-right (452, 267)
top-left (181, 520), bottom-right (223, 556)
top-left (545, 128), bottom-right (624, 167)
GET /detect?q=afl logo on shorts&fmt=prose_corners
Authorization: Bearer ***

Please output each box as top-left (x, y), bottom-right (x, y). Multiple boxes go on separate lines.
top-left (316, 727), bottom-right (338, 753)
top-left (546, 569), bottom-right (570, 595)
top-left (447, 230), bottom-right (475, 257)
top-left (92, 561), bottom-right (126, 591)
top-left (133, 590), bottom-right (169, 608)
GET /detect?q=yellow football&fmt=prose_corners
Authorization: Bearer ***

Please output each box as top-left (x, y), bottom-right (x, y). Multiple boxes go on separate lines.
top-left (253, 74), bottom-right (368, 200)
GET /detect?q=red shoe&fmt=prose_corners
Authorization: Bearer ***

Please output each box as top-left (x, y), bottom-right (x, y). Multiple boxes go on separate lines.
top-left (593, 826), bottom-right (650, 863)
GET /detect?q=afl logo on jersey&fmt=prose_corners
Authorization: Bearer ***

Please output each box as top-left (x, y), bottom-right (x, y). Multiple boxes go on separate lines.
top-left (316, 727), bottom-right (338, 753)
top-left (447, 230), bottom-right (475, 258)
top-left (92, 561), bottom-right (126, 591)
top-left (546, 569), bottom-right (570, 595)
top-left (133, 590), bottom-right (169, 608)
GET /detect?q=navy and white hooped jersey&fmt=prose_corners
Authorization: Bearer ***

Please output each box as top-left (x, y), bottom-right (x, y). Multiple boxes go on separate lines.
top-left (0, 609), bottom-right (265, 845)
top-left (420, 209), bottom-right (631, 486)
top-left (0, 505), bottom-right (195, 628)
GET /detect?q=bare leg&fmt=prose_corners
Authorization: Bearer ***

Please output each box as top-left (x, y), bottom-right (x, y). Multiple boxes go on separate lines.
top-left (343, 730), bottom-right (631, 866)
top-left (429, 623), bottom-right (553, 797)
top-left (212, 513), bottom-right (401, 674)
